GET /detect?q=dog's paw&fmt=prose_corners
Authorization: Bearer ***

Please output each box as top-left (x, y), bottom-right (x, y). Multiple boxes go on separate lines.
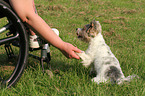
top-left (92, 76), bottom-right (107, 84)
top-left (76, 51), bottom-right (91, 61)
top-left (82, 63), bottom-right (90, 68)
top-left (81, 60), bottom-right (92, 68)
top-left (76, 51), bottom-right (92, 67)
top-left (76, 51), bottom-right (87, 60)
top-left (91, 77), bottom-right (100, 84)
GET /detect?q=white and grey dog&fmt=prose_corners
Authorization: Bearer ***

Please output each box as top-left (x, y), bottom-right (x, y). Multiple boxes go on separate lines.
top-left (76, 20), bottom-right (138, 84)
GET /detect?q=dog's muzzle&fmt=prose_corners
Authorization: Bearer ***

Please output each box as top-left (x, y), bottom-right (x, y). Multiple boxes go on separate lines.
top-left (76, 28), bottom-right (82, 38)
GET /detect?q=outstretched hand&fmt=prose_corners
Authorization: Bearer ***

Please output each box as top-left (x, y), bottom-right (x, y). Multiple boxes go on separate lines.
top-left (59, 42), bottom-right (82, 59)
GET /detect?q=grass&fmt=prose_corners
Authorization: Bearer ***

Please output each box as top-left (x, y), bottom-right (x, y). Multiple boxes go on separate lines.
top-left (0, 0), bottom-right (145, 95)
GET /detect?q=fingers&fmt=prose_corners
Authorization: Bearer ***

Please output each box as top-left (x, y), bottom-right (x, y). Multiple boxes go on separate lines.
top-left (64, 49), bottom-right (80, 59)
top-left (73, 46), bottom-right (82, 53)
top-left (59, 42), bottom-right (82, 59)
top-left (71, 51), bottom-right (80, 59)
top-left (71, 46), bottom-right (83, 59)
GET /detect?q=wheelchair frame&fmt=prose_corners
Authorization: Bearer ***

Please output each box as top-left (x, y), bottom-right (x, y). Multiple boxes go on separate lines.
top-left (0, 0), bottom-right (51, 88)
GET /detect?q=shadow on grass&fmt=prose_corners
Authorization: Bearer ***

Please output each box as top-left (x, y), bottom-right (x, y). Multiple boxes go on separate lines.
top-left (49, 59), bottom-right (97, 78)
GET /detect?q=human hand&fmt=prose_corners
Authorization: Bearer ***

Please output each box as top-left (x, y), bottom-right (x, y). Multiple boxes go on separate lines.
top-left (59, 42), bottom-right (82, 59)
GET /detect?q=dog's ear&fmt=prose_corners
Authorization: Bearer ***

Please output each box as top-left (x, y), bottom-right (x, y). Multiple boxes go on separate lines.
top-left (91, 20), bottom-right (102, 33)
top-left (96, 21), bottom-right (102, 33)
top-left (86, 20), bottom-right (96, 33)
top-left (91, 22), bottom-right (94, 27)
top-left (90, 20), bottom-right (96, 27)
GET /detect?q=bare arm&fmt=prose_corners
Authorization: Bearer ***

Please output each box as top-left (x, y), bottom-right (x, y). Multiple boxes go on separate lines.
top-left (9, 0), bottom-right (81, 59)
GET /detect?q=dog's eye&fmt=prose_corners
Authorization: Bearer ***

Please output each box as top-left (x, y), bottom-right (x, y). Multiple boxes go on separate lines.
top-left (86, 26), bottom-right (92, 33)
top-left (89, 24), bottom-right (93, 28)
top-left (88, 33), bottom-right (95, 37)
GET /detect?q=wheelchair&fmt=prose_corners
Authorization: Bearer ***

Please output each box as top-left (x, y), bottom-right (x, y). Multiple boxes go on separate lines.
top-left (0, 0), bottom-right (51, 88)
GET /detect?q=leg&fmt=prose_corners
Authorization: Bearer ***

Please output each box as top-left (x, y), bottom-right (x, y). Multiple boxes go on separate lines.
top-left (76, 52), bottom-right (92, 67)
top-left (27, 0), bottom-right (40, 48)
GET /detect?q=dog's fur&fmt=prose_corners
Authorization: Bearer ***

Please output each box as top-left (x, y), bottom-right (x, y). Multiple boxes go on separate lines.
top-left (76, 20), bottom-right (138, 84)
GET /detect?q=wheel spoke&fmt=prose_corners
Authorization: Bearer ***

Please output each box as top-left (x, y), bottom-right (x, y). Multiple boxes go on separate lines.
top-left (0, 23), bottom-right (12, 33)
top-left (0, 33), bottom-right (19, 45)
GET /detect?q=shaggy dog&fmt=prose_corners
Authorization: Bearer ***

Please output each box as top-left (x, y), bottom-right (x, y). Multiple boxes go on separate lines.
top-left (76, 20), bottom-right (138, 84)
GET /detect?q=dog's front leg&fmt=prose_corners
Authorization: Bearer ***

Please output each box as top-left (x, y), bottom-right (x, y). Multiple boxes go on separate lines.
top-left (76, 52), bottom-right (92, 68)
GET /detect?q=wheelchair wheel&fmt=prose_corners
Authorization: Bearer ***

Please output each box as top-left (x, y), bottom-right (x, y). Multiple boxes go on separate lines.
top-left (0, 0), bottom-right (28, 88)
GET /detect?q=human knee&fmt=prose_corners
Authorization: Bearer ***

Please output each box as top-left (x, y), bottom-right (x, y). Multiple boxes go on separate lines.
top-left (20, 16), bottom-right (29, 23)
top-left (20, 13), bottom-right (36, 23)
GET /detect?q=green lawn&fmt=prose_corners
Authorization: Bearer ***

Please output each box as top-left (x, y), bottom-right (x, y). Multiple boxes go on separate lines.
top-left (0, 0), bottom-right (145, 95)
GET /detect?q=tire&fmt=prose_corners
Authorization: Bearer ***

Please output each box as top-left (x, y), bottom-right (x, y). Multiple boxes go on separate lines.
top-left (0, 0), bottom-right (28, 88)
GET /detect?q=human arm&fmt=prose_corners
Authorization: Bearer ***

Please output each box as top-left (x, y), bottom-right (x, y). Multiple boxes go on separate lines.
top-left (9, 0), bottom-right (81, 59)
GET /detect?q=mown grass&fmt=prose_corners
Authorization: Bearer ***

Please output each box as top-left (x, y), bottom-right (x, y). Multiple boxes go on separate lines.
top-left (0, 0), bottom-right (145, 95)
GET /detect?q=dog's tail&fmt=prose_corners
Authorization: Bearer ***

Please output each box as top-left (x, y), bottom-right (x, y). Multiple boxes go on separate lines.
top-left (117, 74), bottom-right (139, 85)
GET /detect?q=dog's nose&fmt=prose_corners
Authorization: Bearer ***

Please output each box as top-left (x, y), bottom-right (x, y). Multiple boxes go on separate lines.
top-left (76, 28), bottom-right (81, 31)
top-left (76, 32), bottom-right (79, 35)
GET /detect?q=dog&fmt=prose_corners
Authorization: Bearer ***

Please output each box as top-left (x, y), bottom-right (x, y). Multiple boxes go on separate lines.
top-left (76, 20), bottom-right (138, 84)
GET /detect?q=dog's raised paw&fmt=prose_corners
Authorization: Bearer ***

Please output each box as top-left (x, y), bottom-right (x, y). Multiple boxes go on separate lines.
top-left (82, 64), bottom-right (90, 68)
top-left (81, 60), bottom-right (92, 68)
top-left (76, 52), bottom-right (90, 60)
